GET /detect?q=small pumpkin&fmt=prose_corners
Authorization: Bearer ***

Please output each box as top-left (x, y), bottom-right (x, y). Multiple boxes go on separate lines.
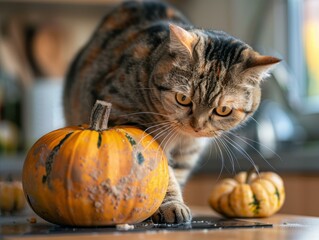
top-left (209, 169), bottom-right (285, 218)
top-left (22, 100), bottom-right (169, 226)
top-left (0, 180), bottom-right (26, 214)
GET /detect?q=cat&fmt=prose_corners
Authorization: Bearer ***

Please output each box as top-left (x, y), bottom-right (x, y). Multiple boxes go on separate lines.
top-left (63, 1), bottom-right (280, 224)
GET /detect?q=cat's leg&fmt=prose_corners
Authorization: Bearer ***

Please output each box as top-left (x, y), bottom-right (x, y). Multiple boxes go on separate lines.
top-left (151, 166), bottom-right (191, 224)
top-left (152, 138), bottom-right (208, 224)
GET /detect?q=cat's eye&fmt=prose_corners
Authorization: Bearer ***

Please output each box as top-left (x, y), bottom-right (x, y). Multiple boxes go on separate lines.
top-left (213, 106), bottom-right (233, 117)
top-left (175, 93), bottom-right (192, 106)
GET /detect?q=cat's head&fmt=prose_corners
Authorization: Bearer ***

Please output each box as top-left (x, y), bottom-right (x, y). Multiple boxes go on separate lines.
top-left (151, 24), bottom-right (280, 137)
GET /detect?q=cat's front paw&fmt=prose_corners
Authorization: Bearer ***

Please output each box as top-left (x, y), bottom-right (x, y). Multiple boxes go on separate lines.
top-left (151, 200), bottom-right (192, 224)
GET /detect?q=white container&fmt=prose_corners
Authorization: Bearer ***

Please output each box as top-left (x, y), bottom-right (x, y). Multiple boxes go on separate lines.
top-left (24, 79), bottom-right (65, 148)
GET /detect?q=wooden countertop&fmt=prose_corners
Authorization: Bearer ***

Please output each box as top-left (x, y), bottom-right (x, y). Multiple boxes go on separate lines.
top-left (2, 206), bottom-right (319, 240)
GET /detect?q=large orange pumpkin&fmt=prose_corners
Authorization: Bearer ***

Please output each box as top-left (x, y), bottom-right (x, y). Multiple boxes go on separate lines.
top-left (22, 100), bottom-right (169, 226)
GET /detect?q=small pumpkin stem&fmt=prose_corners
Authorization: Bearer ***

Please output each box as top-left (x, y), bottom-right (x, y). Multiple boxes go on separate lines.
top-left (246, 166), bottom-right (259, 184)
top-left (89, 100), bottom-right (112, 131)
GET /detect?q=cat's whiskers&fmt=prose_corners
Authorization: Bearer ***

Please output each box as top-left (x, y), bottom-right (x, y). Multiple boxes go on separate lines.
top-left (218, 137), bottom-right (238, 174)
top-left (210, 138), bottom-right (226, 181)
top-left (143, 119), bottom-right (177, 128)
top-left (246, 117), bottom-right (280, 159)
top-left (137, 122), bottom-right (176, 149)
top-left (137, 121), bottom-right (170, 149)
top-left (142, 123), bottom-right (178, 152)
top-left (249, 116), bottom-right (262, 128)
top-left (156, 125), bottom-right (179, 163)
top-left (212, 136), bottom-right (236, 175)
top-left (221, 134), bottom-right (260, 175)
top-left (195, 138), bottom-right (214, 173)
top-left (120, 111), bottom-right (170, 118)
top-left (235, 134), bottom-right (282, 161)
top-left (147, 124), bottom-right (176, 161)
top-left (226, 131), bottom-right (278, 169)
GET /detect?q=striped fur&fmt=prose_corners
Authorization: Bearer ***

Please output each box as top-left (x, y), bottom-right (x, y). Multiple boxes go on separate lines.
top-left (64, 1), bottom-right (280, 224)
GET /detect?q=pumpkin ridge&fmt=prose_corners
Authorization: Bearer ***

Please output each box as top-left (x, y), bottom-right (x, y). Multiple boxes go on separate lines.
top-left (223, 181), bottom-right (237, 187)
top-left (216, 193), bottom-right (226, 214)
top-left (42, 131), bottom-right (74, 186)
top-left (64, 131), bottom-right (84, 226)
top-left (227, 192), bottom-right (236, 216)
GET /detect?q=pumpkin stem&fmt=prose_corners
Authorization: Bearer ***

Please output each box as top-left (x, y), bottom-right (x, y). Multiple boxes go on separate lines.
top-left (89, 100), bottom-right (112, 131)
top-left (246, 166), bottom-right (259, 184)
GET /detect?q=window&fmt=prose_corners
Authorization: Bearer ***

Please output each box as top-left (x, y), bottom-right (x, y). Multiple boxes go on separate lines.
top-left (303, 1), bottom-right (319, 98)
top-left (288, 0), bottom-right (319, 113)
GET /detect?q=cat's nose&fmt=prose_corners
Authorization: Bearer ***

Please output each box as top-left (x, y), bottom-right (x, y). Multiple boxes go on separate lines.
top-left (194, 127), bottom-right (202, 132)
top-left (190, 119), bottom-right (205, 132)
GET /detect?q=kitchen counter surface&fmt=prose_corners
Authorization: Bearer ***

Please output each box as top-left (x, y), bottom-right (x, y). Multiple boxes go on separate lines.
top-left (2, 206), bottom-right (319, 240)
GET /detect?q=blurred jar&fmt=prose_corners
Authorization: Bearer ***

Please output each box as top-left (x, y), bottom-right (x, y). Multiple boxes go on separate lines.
top-left (23, 78), bottom-right (65, 149)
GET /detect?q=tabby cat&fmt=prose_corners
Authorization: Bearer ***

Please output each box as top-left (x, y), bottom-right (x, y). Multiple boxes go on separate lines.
top-left (64, 1), bottom-right (280, 224)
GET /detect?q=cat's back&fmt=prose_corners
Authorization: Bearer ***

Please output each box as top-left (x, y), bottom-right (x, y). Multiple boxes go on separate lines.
top-left (99, 1), bottom-right (186, 31)
top-left (63, 1), bottom-right (188, 125)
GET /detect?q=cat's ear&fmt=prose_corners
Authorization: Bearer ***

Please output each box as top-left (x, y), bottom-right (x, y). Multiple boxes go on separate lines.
top-left (169, 24), bottom-right (196, 57)
top-left (242, 53), bottom-right (281, 82)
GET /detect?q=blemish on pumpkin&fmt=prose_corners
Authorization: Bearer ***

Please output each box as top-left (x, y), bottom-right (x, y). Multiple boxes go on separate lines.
top-left (89, 169), bottom-right (101, 181)
top-left (94, 201), bottom-right (103, 208)
top-left (249, 194), bottom-right (261, 215)
top-left (42, 132), bottom-right (73, 185)
top-left (136, 192), bottom-right (148, 203)
top-left (137, 152), bottom-right (144, 165)
top-left (275, 187), bottom-right (280, 201)
top-left (74, 193), bottom-right (81, 198)
top-left (125, 133), bottom-right (136, 146)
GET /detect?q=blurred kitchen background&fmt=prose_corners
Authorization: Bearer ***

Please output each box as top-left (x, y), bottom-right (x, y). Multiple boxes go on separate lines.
top-left (1, 0), bottom-right (319, 216)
